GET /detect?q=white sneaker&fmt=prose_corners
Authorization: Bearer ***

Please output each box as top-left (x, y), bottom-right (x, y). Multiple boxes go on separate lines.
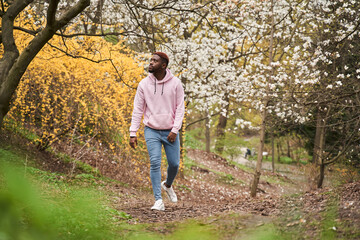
top-left (161, 181), bottom-right (178, 203)
top-left (151, 199), bottom-right (165, 211)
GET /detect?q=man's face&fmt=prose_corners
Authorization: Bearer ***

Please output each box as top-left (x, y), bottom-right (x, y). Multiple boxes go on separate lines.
top-left (148, 55), bottom-right (164, 73)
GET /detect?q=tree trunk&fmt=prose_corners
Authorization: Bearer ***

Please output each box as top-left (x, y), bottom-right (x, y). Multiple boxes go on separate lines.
top-left (250, 105), bottom-right (267, 197)
top-left (287, 136), bottom-right (291, 158)
top-left (89, 0), bottom-right (105, 34)
top-left (250, 0), bottom-right (274, 197)
top-left (179, 126), bottom-right (185, 178)
top-left (215, 95), bottom-right (229, 154)
top-left (179, 101), bottom-right (188, 177)
top-left (277, 141), bottom-right (281, 162)
top-left (0, 111), bottom-right (5, 129)
top-left (205, 111), bottom-right (211, 153)
top-left (317, 163), bottom-right (325, 188)
top-left (180, 127), bottom-right (184, 157)
top-left (312, 109), bottom-right (327, 188)
top-left (317, 113), bottom-right (326, 188)
top-left (271, 131), bottom-right (275, 173)
top-left (279, 142), bottom-right (284, 156)
top-left (312, 112), bottom-right (322, 164)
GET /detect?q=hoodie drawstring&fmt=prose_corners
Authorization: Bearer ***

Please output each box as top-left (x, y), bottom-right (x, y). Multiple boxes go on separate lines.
top-left (154, 81), bottom-right (164, 95)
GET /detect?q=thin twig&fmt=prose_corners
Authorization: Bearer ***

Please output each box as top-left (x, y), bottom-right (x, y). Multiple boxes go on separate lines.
top-left (74, 132), bottom-right (98, 160)
top-left (1, 0), bottom-right (4, 13)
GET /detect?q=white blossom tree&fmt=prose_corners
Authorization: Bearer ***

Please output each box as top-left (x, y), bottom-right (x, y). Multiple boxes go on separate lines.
top-left (288, 0), bottom-right (360, 188)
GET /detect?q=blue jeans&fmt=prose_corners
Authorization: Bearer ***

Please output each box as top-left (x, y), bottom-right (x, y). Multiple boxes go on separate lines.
top-left (144, 126), bottom-right (180, 201)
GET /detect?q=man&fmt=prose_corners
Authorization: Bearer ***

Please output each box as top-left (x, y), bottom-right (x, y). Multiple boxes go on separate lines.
top-left (129, 52), bottom-right (185, 211)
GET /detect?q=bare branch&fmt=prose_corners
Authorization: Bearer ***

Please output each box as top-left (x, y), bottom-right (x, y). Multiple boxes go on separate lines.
top-left (336, 21), bottom-right (360, 45)
top-left (90, 0), bottom-right (105, 34)
top-left (109, 59), bottom-right (137, 89)
top-left (123, 0), bottom-right (151, 44)
top-left (186, 111), bottom-right (220, 129)
top-left (56, 0), bottom-right (90, 29)
top-left (8, 25), bottom-right (131, 38)
top-left (188, 11), bottom-right (209, 37)
top-left (324, 133), bottom-right (359, 166)
top-left (304, 90), bottom-right (360, 107)
top-left (186, 106), bottom-right (242, 129)
top-left (2, 0), bottom-right (34, 51)
top-left (47, 0), bottom-right (60, 28)
top-left (9, 26), bottom-right (40, 35)
top-left (46, 42), bottom-right (108, 63)
top-left (46, 42), bottom-right (136, 89)
top-left (1, 0), bottom-right (4, 13)
top-left (112, 0), bottom-right (215, 12)
top-left (55, 31), bottom-right (129, 38)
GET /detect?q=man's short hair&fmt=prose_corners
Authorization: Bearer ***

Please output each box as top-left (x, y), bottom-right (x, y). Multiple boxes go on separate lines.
top-left (153, 52), bottom-right (169, 67)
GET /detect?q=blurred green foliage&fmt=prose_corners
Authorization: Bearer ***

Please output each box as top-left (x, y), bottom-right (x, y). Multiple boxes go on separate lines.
top-left (0, 161), bottom-right (118, 239)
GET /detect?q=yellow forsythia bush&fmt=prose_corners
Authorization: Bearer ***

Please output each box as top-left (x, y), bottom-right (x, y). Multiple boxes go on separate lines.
top-left (8, 34), bottom-right (142, 148)
top-left (3, 9), bottom-right (154, 184)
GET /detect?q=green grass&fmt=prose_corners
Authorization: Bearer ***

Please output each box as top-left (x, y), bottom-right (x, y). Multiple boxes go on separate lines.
top-left (227, 159), bottom-right (254, 173)
top-left (239, 223), bottom-right (286, 240)
top-left (53, 151), bottom-right (101, 176)
top-left (320, 198), bottom-right (338, 240)
top-left (262, 175), bottom-right (284, 185)
top-left (184, 155), bottom-right (197, 169)
top-left (184, 156), bottom-right (246, 187)
top-left (4, 119), bottom-right (39, 142)
top-left (215, 172), bottom-right (246, 186)
top-left (0, 147), bottom-right (26, 167)
top-left (189, 212), bottom-right (288, 240)
top-left (254, 155), bottom-right (309, 165)
top-left (169, 221), bottom-right (218, 240)
top-left (185, 128), bottom-right (206, 150)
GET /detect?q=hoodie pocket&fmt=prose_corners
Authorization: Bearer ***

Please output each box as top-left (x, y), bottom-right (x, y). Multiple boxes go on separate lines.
top-left (147, 113), bottom-right (174, 129)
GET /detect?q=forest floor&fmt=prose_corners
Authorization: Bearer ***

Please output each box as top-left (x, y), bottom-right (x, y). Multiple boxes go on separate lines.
top-left (0, 131), bottom-right (359, 239)
top-left (113, 149), bottom-right (359, 239)
top-left (119, 149), bottom-right (300, 223)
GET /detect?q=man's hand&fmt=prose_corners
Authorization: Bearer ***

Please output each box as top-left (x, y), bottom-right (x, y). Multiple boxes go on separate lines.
top-left (167, 132), bottom-right (177, 143)
top-left (129, 137), bottom-right (137, 149)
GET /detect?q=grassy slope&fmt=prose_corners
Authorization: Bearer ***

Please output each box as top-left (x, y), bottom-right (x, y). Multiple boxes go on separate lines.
top-left (0, 144), bottom-right (225, 240)
top-left (1, 135), bottom-right (358, 240)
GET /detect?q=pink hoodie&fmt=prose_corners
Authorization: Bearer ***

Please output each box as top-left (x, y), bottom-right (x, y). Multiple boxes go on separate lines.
top-left (130, 69), bottom-right (185, 137)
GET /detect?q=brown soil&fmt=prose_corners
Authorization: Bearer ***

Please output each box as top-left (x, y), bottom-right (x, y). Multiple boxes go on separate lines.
top-left (338, 181), bottom-right (360, 238)
top-left (113, 149), bottom-right (294, 224)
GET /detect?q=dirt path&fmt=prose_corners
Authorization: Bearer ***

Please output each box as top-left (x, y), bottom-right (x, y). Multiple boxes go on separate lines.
top-left (115, 149), bottom-right (303, 224)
